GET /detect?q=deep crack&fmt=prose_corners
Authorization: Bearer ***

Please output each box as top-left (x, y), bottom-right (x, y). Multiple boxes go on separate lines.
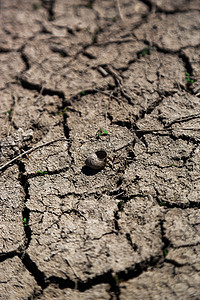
top-left (17, 161), bottom-right (32, 249)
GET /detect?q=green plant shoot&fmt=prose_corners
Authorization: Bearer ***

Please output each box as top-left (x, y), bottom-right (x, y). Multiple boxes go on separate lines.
top-left (159, 202), bottom-right (167, 206)
top-left (54, 106), bottom-right (67, 116)
top-left (119, 200), bottom-right (124, 210)
top-left (96, 129), bottom-right (108, 137)
top-left (5, 109), bottom-right (12, 115)
top-left (23, 218), bottom-right (28, 227)
top-left (141, 48), bottom-right (153, 57)
top-left (33, 3), bottom-right (41, 10)
top-left (163, 249), bottom-right (168, 257)
top-left (185, 72), bottom-right (195, 84)
top-left (114, 274), bottom-right (119, 283)
top-left (38, 171), bottom-right (48, 174)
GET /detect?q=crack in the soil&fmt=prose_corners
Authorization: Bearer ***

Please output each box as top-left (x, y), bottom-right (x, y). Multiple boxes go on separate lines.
top-left (60, 98), bottom-right (75, 170)
top-left (131, 129), bottom-right (200, 147)
top-left (178, 51), bottom-right (195, 92)
top-left (160, 219), bottom-right (171, 259)
top-left (82, 51), bottom-right (97, 60)
top-left (20, 252), bottom-right (47, 289)
top-left (25, 166), bottom-right (69, 179)
top-left (173, 242), bottom-right (200, 249)
top-left (109, 255), bottom-right (162, 286)
top-left (140, 0), bottom-right (200, 15)
top-left (165, 258), bottom-right (189, 268)
top-left (111, 120), bottom-right (132, 130)
top-left (165, 113), bottom-right (200, 128)
top-left (125, 233), bottom-right (138, 251)
top-left (112, 191), bottom-right (147, 234)
top-left (155, 7), bottom-right (200, 15)
top-left (50, 45), bottom-right (69, 57)
top-left (0, 250), bottom-right (18, 263)
top-left (37, 254), bottom-right (164, 298)
top-left (114, 210), bottom-right (120, 232)
top-left (169, 131), bottom-right (200, 146)
top-left (19, 78), bottom-right (65, 99)
top-left (17, 161), bottom-right (32, 250)
top-left (41, 0), bottom-right (55, 21)
top-left (139, 0), bottom-right (153, 12)
top-left (63, 113), bottom-right (70, 140)
top-left (62, 208), bottom-right (87, 221)
top-left (139, 90), bottom-right (177, 119)
top-left (41, 254), bottom-right (164, 297)
top-left (154, 185), bottom-right (200, 209)
top-left (14, 238), bottom-right (196, 297)
top-left (46, 269), bottom-right (120, 299)
top-left (19, 45), bottom-right (30, 72)
top-left (0, 81), bottom-right (18, 91)
top-left (0, 47), bottom-right (14, 53)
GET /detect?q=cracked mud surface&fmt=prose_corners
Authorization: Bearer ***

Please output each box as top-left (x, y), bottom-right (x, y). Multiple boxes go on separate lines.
top-left (0, 0), bottom-right (200, 299)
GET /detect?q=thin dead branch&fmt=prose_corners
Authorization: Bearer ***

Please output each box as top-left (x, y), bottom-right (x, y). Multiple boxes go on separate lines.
top-left (0, 137), bottom-right (68, 172)
top-left (93, 88), bottom-right (122, 104)
top-left (134, 128), bottom-right (200, 132)
top-left (114, 127), bottom-right (200, 152)
top-left (115, 0), bottom-right (124, 21)
top-left (165, 113), bottom-right (200, 128)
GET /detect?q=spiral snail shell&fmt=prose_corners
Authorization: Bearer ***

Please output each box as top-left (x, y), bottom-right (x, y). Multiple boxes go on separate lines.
top-left (85, 150), bottom-right (107, 170)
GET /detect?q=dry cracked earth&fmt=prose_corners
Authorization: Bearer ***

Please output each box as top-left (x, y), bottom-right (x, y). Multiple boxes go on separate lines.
top-left (0, 0), bottom-right (200, 299)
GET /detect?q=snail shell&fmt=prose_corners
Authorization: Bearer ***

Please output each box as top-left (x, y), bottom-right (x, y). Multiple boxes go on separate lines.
top-left (85, 150), bottom-right (107, 170)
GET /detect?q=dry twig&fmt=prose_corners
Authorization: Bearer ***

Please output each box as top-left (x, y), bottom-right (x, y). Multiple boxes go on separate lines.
top-left (0, 137), bottom-right (68, 171)
top-left (115, 0), bottom-right (124, 21)
top-left (93, 88), bottom-right (122, 104)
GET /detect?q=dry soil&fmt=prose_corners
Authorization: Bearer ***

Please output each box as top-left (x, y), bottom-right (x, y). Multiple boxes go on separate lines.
top-left (0, 0), bottom-right (200, 299)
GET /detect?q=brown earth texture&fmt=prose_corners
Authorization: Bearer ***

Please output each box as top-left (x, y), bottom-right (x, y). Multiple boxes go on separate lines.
top-left (0, 0), bottom-right (200, 299)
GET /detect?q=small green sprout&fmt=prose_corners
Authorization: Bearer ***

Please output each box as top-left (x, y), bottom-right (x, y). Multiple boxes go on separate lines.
top-left (141, 50), bottom-right (146, 56)
top-left (22, 218), bottom-right (28, 227)
top-left (54, 106), bottom-right (68, 116)
top-left (163, 249), bottom-right (168, 257)
top-left (96, 129), bottom-right (108, 137)
top-left (141, 48), bottom-right (153, 57)
top-left (5, 109), bottom-right (12, 115)
top-left (55, 111), bottom-right (64, 116)
top-left (169, 164), bottom-right (174, 167)
top-left (114, 274), bottom-right (119, 283)
top-left (159, 202), bottom-right (167, 206)
top-left (185, 72), bottom-right (195, 84)
top-left (81, 91), bottom-right (87, 95)
top-left (118, 200), bottom-right (124, 210)
top-left (110, 16), bottom-right (118, 22)
top-left (113, 273), bottom-right (122, 284)
top-left (92, 29), bottom-right (98, 44)
top-left (33, 2), bottom-right (41, 10)
top-left (37, 171), bottom-right (48, 174)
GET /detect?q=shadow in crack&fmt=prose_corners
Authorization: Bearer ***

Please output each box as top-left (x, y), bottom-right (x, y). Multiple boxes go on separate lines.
top-left (81, 166), bottom-right (101, 176)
